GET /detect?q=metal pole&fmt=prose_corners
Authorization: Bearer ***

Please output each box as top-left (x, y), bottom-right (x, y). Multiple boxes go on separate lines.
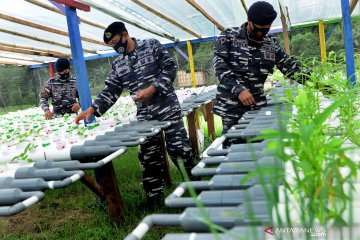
top-left (341, 0), bottom-right (356, 86)
top-left (64, 6), bottom-right (95, 123)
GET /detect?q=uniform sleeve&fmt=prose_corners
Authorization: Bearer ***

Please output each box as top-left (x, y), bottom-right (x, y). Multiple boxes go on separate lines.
top-left (152, 39), bottom-right (177, 96)
top-left (274, 38), bottom-right (310, 84)
top-left (91, 65), bottom-right (123, 117)
top-left (39, 82), bottom-right (52, 111)
top-left (213, 29), bottom-right (247, 97)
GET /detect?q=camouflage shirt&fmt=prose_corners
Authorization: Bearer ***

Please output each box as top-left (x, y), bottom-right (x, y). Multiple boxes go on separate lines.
top-left (213, 23), bottom-right (305, 118)
top-left (92, 38), bottom-right (181, 121)
top-left (39, 75), bottom-right (78, 115)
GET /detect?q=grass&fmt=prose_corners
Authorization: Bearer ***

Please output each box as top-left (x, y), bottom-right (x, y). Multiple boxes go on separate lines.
top-left (0, 109), bottom-right (224, 240)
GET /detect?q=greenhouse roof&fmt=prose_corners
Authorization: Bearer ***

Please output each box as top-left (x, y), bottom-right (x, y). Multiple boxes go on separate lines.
top-left (0, 0), bottom-right (358, 66)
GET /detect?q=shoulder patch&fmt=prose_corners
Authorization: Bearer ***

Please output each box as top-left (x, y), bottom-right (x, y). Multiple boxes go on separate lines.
top-left (44, 86), bottom-right (51, 93)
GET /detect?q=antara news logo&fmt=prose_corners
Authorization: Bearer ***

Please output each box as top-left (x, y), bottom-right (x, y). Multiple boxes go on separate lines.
top-left (264, 226), bottom-right (327, 238)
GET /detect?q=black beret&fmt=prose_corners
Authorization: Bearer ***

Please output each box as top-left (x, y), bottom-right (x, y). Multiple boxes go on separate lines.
top-left (55, 58), bottom-right (70, 72)
top-left (248, 1), bottom-right (277, 25)
top-left (103, 22), bottom-right (127, 44)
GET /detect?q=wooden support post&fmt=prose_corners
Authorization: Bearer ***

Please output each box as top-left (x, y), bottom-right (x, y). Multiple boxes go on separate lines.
top-left (278, 2), bottom-right (293, 84)
top-left (80, 163), bottom-right (124, 222)
top-left (279, 3), bottom-right (291, 55)
top-left (96, 162), bottom-right (125, 221)
top-left (159, 131), bottom-right (172, 187)
top-left (187, 110), bottom-right (199, 157)
top-left (318, 20), bottom-right (327, 63)
top-left (80, 172), bottom-right (105, 199)
top-left (204, 101), bottom-right (215, 139)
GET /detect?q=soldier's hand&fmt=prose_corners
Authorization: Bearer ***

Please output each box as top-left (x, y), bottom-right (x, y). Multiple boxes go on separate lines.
top-left (44, 110), bottom-right (54, 120)
top-left (71, 102), bottom-right (81, 112)
top-left (238, 90), bottom-right (256, 106)
top-left (74, 107), bottom-right (95, 125)
top-left (134, 85), bottom-right (156, 103)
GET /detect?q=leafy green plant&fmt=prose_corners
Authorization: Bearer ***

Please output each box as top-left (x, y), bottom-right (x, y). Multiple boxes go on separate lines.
top-left (242, 54), bottom-right (360, 239)
top-left (11, 143), bottom-right (38, 163)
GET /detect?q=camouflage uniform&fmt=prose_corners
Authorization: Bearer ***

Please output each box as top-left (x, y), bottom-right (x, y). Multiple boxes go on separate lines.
top-left (91, 38), bottom-right (196, 201)
top-left (39, 75), bottom-right (78, 115)
top-left (213, 23), bottom-right (306, 132)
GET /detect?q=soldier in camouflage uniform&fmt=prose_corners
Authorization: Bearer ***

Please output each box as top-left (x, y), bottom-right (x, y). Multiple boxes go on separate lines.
top-left (213, 1), bottom-right (308, 136)
top-left (39, 58), bottom-right (80, 119)
top-left (75, 22), bottom-right (197, 203)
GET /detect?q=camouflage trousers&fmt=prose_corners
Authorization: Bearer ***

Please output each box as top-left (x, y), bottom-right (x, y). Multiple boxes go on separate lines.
top-left (221, 114), bottom-right (244, 148)
top-left (138, 119), bottom-right (196, 200)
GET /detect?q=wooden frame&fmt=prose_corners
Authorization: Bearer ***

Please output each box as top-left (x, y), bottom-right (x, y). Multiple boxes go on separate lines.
top-left (25, 0), bottom-right (107, 30)
top-left (186, 0), bottom-right (224, 31)
top-left (132, 0), bottom-right (202, 39)
top-left (0, 13), bottom-right (106, 46)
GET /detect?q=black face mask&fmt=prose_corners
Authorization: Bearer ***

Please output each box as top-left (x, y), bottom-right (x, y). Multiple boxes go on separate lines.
top-left (248, 24), bottom-right (270, 42)
top-left (59, 73), bottom-right (69, 80)
top-left (113, 35), bottom-right (128, 54)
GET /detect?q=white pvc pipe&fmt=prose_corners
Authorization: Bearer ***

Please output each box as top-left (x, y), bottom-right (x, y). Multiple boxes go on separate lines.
top-left (201, 136), bottom-right (226, 158)
top-left (99, 148), bottom-right (126, 165)
top-left (0, 147), bottom-right (71, 163)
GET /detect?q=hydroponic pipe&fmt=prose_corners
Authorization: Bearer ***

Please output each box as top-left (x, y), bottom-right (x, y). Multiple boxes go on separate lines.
top-left (166, 174), bottom-right (273, 197)
top-left (0, 148), bottom-right (125, 190)
top-left (202, 151), bottom-right (272, 164)
top-left (100, 131), bottom-right (154, 139)
top-left (82, 138), bottom-right (144, 147)
top-left (0, 144), bottom-right (125, 163)
top-left (1, 167), bottom-right (83, 181)
top-left (0, 170), bottom-right (83, 191)
top-left (162, 226), bottom-right (265, 240)
top-left (201, 136), bottom-right (226, 158)
top-left (206, 141), bottom-right (268, 156)
top-left (0, 188), bottom-right (44, 216)
top-left (124, 214), bottom-right (181, 240)
top-left (126, 120), bottom-right (171, 127)
top-left (32, 147), bottom-right (127, 171)
top-left (236, 118), bottom-right (277, 125)
top-left (106, 128), bottom-right (160, 136)
top-left (125, 201), bottom-right (270, 240)
top-left (113, 126), bottom-right (160, 133)
top-left (94, 134), bottom-right (144, 142)
top-left (225, 127), bottom-right (278, 139)
top-left (165, 184), bottom-right (269, 208)
top-left (192, 157), bottom-right (279, 177)
top-left (242, 113), bottom-right (279, 120)
top-left (231, 122), bottom-right (277, 131)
